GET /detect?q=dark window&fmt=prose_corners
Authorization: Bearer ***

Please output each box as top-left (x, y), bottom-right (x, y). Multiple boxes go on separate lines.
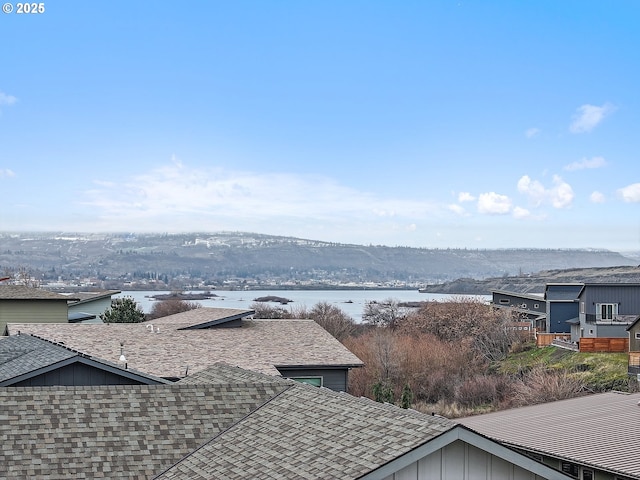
top-left (582, 469), bottom-right (593, 480)
top-left (561, 461), bottom-right (579, 478)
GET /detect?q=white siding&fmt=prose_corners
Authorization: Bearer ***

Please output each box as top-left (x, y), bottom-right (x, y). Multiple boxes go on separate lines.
top-left (382, 440), bottom-right (550, 480)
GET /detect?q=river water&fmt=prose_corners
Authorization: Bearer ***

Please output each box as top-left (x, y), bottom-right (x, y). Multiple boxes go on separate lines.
top-left (118, 289), bottom-right (490, 322)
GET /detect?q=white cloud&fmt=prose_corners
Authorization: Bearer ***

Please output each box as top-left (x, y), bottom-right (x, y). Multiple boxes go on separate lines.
top-left (525, 127), bottom-right (540, 138)
top-left (458, 192), bottom-right (475, 202)
top-left (517, 176), bottom-right (546, 206)
top-left (569, 103), bottom-right (615, 133)
top-left (517, 175), bottom-right (574, 209)
top-left (564, 156), bottom-right (607, 171)
top-left (512, 206), bottom-right (531, 219)
top-left (0, 92), bottom-right (17, 106)
top-left (83, 162), bottom-right (444, 229)
top-left (618, 183), bottom-right (640, 203)
top-left (0, 168), bottom-right (15, 178)
top-left (477, 192), bottom-right (512, 215)
top-left (549, 175), bottom-right (574, 208)
top-left (590, 191), bottom-right (606, 203)
top-left (448, 204), bottom-right (468, 216)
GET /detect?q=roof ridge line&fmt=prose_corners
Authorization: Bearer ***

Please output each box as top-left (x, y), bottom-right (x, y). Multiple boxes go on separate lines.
top-left (152, 382), bottom-right (295, 479)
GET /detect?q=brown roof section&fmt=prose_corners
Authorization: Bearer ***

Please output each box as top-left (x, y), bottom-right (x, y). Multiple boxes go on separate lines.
top-left (458, 391), bottom-right (640, 479)
top-left (8, 308), bottom-right (363, 377)
top-left (0, 285), bottom-right (79, 301)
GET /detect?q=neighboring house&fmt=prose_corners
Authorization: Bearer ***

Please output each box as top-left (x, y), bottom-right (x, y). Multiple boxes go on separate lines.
top-left (574, 283), bottom-right (640, 343)
top-left (65, 289), bottom-right (121, 323)
top-left (492, 289), bottom-right (546, 331)
top-left (8, 307), bottom-right (364, 391)
top-left (0, 285), bottom-right (78, 335)
top-left (0, 363), bottom-right (571, 479)
top-left (0, 333), bottom-right (168, 386)
top-left (626, 317), bottom-right (640, 377)
top-left (495, 283), bottom-right (640, 345)
top-left (459, 391), bottom-right (640, 480)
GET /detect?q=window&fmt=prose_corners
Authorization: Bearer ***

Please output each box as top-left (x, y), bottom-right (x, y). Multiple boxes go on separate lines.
top-left (291, 376), bottom-right (323, 387)
top-left (582, 469), bottom-right (594, 480)
top-left (596, 303), bottom-right (618, 320)
top-left (561, 461), bottom-right (579, 478)
top-left (534, 303), bottom-right (539, 309)
top-left (635, 332), bottom-right (640, 340)
top-left (580, 301), bottom-right (585, 314)
top-left (499, 299), bottom-right (510, 305)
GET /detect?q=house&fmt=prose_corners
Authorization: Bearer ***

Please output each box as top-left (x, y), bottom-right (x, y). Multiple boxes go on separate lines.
top-left (574, 283), bottom-right (640, 344)
top-left (626, 317), bottom-right (640, 377)
top-left (65, 289), bottom-right (121, 323)
top-left (459, 391), bottom-right (640, 480)
top-left (8, 307), bottom-right (364, 391)
top-left (0, 285), bottom-right (78, 335)
top-left (0, 363), bottom-right (572, 479)
top-left (494, 283), bottom-right (640, 349)
top-left (0, 333), bottom-right (168, 386)
top-left (492, 289), bottom-right (546, 331)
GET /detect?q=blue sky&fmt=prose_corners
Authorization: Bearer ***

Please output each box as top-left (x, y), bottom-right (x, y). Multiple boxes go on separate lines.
top-left (1, 1), bottom-right (639, 250)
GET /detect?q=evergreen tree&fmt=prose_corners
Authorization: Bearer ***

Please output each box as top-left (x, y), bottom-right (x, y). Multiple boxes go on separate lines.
top-left (100, 297), bottom-right (146, 323)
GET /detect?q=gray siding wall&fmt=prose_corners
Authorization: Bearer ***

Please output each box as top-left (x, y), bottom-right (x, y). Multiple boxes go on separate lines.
top-left (581, 285), bottom-right (640, 315)
top-left (68, 297), bottom-right (113, 317)
top-left (12, 362), bottom-right (148, 387)
top-left (492, 293), bottom-right (545, 315)
top-left (276, 367), bottom-right (348, 392)
top-left (629, 323), bottom-right (640, 351)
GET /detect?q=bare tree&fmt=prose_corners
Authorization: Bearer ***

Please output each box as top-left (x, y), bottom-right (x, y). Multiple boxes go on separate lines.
top-left (362, 298), bottom-right (408, 328)
top-left (250, 302), bottom-right (291, 319)
top-left (308, 301), bottom-right (357, 341)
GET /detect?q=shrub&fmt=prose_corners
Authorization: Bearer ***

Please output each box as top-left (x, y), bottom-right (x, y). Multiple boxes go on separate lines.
top-left (147, 298), bottom-right (201, 319)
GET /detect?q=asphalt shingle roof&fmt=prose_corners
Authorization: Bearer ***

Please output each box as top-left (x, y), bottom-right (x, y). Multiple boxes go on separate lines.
top-left (0, 363), bottom-right (462, 479)
top-left (156, 377), bottom-right (457, 480)
top-left (0, 285), bottom-right (78, 301)
top-left (0, 334), bottom-right (77, 383)
top-left (0, 372), bottom-right (288, 479)
top-left (8, 308), bottom-right (364, 378)
top-left (0, 333), bottom-right (169, 386)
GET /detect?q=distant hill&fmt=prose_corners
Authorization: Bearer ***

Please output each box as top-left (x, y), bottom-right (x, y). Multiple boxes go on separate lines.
top-left (0, 232), bottom-right (637, 288)
top-left (420, 265), bottom-right (640, 295)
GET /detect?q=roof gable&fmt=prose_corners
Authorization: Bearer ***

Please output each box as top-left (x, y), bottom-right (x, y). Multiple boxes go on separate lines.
top-left (0, 334), bottom-right (168, 386)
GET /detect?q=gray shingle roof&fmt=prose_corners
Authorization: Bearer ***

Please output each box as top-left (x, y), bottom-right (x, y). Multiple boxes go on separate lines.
top-left (8, 308), bottom-right (364, 378)
top-left (0, 363), bottom-right (572, 479)
top-left (0, 285), bottom-right (78, 301)
top-left (0, 333), bottom-right (169, 386)
top-left (0, 334), bottom-right (76, 383)
top-left (458, 391), bottom-right (640, 479)
top-left (156, 378), bottom-right (457, 479)
top-left (0, 375), bottom-right (288, 478)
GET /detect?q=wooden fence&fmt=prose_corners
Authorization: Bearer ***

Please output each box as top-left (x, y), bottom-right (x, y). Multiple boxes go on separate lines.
top-left (579, 337), bottom-right (628, 353)
top-left (536, 333), bottom-right (571, 347)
